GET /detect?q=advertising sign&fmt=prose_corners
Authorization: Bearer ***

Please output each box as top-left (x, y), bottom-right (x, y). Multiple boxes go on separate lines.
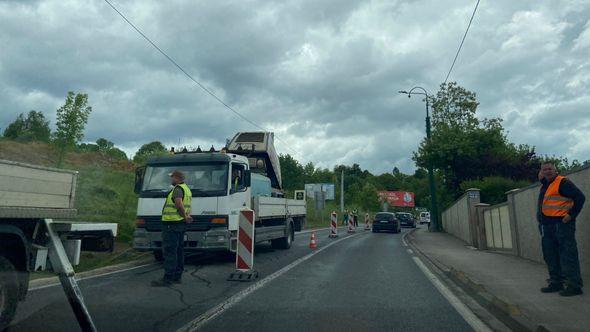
top-left (377, 191), bottom-right (415, 207)
top-left (305, 183), bottom-right (335, 200)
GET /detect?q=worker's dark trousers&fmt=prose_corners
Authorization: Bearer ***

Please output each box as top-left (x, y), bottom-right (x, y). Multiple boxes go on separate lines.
top-left (539, 222), bottom-right (583, 288)
top-left (162, 222), bottom-right (186, 281)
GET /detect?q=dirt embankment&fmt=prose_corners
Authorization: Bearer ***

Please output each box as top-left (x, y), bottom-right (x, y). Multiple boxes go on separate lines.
top-left (0, 139), bottom-right (135, 171)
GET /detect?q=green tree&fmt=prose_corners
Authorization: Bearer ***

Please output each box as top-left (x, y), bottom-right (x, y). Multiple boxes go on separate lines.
top-left (3, 111), bottom-right (51, 142)
top-left (78, 143), bottom-right (99, 153)
top-left (413, 82), bottom-right (541, 199)
top-left (357, 183), bottom-right (380, 211)
top-left (460, 177), bottom-right (531, 205)
top-left (279, 154), bottom-right (305, 192)
top-left (133, 141), bottom-right (167, 164)
top-left (53, 92), bottom-right (92, 166)
top-left (96, 138), bottom-right (115, 152)
top-left (106, 147), bottom-right (128, 160)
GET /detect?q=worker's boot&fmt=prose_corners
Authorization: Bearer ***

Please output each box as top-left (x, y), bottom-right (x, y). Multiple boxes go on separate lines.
top-left (540, 282), bottom-right (563, 293)
top-left (151, 278), bottom-right (172, 287)
top-left (559, 286), bottom-right (583, 297)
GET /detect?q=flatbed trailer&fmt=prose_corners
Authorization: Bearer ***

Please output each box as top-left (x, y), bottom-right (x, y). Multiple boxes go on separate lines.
top-left (0, 159), bottom-right (117, 332)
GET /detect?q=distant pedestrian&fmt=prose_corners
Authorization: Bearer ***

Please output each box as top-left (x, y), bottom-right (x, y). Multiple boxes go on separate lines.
top-left (353, 209), bottom-right (359, 228)
top-left (537, 162), bottom-right (585, 296)
top-left (343, 209), bottom-right (349, 226)
top-left (152, 170), bottom-right (193, 287)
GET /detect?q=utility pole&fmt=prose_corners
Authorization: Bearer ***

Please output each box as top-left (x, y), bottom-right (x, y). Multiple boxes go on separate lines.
top-left (340, 169), bottom-right (344, 213)
top-left (398, 87), bottom-right (440, 232)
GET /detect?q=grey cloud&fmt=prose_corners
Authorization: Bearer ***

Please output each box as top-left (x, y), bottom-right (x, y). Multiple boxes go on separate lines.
top-left (1, 0), bottom-right (589, 175)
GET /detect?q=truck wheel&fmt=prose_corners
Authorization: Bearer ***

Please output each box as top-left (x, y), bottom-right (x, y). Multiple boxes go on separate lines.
top-left (271, 223), bottom-right (294, 250)
top-left (0, 256), bottom-right (18, 331)
top-left (153, 250), bottom-right (164, 262)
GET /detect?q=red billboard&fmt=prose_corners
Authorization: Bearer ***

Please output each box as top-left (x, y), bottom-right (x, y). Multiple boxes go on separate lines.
top-left (378, 191), bottom-right (415, 207)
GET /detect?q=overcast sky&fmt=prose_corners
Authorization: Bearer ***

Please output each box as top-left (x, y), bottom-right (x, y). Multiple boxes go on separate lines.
top-left (1, 0), bottom-right (589, 174)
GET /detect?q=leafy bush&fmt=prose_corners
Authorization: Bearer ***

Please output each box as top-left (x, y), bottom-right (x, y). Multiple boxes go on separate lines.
top-left (460, 176), bottom-right (532, 205)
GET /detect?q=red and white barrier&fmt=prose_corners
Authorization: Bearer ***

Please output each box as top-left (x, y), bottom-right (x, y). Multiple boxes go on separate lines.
top-left (348, 215), bottom-right (355, 233)
top-left (329, 211), bottom-right (338, 238)
top-left (228, 209), bottom-right (258, 281)
top-left (364, 213), bottom-right (370, 230)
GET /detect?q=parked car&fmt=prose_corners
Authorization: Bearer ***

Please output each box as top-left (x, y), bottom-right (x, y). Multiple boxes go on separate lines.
top-left (419, 212), bottom-right (431, 225)
top-left (395, 212), bottom-right (416, 228)
top-left (372, 212), bottom-right (401, 233)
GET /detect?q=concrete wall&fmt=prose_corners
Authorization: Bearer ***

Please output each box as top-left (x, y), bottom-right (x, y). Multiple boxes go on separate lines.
top-left (442, 189), bottom-right (480, 245)
top-left (508, 185), bottom-right (542, 262)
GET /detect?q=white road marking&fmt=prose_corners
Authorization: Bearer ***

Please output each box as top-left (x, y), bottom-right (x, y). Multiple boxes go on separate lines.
top-left (407, 249), bottom-right (414, 254)
top-left (412, 257), bottom-right (491, 332)
top-left (178, 232), bottom-right (364, 332)
top-left (29, 263), bottom-right (155, 291)
top-left (402, 234), bottom-right (408, 247)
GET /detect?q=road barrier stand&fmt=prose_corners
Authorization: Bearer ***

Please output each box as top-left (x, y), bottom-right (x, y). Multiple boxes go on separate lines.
top-left (309, 232), bottom-right (317, 249)
top-left (228, 209), bottom-right (259, 282)
top-left (364, 213), bottom-right (370, 231)
top-left (329, 211), bottom-right (339, 238)
top-left (348, 216), bottom-right (355, 233)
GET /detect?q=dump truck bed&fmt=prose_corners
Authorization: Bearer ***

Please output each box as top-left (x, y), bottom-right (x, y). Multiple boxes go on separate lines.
top-left (0, 159), bottom-right (77, 219)
top-left (253, 196), bottom-right (306, 220)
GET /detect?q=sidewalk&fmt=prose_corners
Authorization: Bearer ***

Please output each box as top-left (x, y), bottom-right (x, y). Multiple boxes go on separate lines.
top-left (408, 228), bottom-right (590, 332)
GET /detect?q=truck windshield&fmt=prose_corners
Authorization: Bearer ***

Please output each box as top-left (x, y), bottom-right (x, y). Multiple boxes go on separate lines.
top-left (142, 163), bottom-right (228, 197)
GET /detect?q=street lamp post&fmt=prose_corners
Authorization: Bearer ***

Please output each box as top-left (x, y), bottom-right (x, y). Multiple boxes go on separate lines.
top-left (398, 87), bottom-right (440, 232)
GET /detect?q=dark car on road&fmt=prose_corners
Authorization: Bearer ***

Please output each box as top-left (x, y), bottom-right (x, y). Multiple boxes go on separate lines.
top-left (395, 212), bottom-right (416, 228)
top-left (372, 212), bottom-right (401, 233)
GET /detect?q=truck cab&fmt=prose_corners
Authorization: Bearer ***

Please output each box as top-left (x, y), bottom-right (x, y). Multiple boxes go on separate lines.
top-left (133, 152), bottom-right (253, 256)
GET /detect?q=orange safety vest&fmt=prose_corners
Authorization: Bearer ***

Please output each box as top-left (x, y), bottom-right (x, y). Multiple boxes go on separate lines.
top-left (542, 176), bottom-right (574, 217)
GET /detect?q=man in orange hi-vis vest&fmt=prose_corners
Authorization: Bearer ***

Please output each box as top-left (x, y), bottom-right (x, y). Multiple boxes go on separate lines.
top-left (538, 162), bottom-right (586, 296)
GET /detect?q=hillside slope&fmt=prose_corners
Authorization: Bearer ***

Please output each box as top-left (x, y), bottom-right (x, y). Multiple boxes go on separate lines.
top-left (0, 139), bottom-right (137, 242)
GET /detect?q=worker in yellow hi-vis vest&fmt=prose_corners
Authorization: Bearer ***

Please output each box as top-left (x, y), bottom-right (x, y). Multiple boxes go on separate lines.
top-left (152, 170), bottom-right (193, 287)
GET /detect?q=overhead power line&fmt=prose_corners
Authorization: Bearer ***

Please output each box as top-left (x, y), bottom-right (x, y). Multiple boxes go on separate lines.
top-left (443, 0), bottom-right (481, 84)
top-left (102, 0), bottom-right (300, 156)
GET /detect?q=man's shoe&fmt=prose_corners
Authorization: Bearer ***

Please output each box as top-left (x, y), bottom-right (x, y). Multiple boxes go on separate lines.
top-left (559, 286), bottom-right (583, 297)
top-left (541, 283), bottom-right (563, 293)
top-left (151, 279), bottom-right (172, 287)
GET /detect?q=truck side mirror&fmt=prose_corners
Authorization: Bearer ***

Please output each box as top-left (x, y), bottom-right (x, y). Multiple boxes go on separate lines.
top-left (134, 166), bottom-right (146, 194)
top-left (244, 170), bottom-right (251, 187)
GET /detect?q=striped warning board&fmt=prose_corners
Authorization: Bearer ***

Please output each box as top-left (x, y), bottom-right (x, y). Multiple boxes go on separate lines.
top-left (228, 209), bottom-right (258, 281)
top-left (237, 209), bottom-right (254, 271)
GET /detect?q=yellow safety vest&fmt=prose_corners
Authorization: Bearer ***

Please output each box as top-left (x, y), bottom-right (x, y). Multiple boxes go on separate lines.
top-left (162, 183), bottom-right (192, 222)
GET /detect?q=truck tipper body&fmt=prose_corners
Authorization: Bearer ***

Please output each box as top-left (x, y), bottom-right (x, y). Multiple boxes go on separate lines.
top-left (0, 159), bottom-right (118, 331)
top-left (133, 132), bottom-right (306, 259)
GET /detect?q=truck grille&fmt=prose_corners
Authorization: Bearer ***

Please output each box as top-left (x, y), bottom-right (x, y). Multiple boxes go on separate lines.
top-left (140, 215), bottom-right (227, 231)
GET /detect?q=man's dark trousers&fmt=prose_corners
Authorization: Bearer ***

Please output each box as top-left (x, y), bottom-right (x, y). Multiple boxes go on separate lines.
top-left (540, 221), bottom-right (583, 288)
top-left (162, 222), bottom-right (186, 281)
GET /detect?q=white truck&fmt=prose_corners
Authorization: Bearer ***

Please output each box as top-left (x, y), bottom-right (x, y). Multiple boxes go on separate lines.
top-left (0, 159), bottom-right (118, 332)
top-left (419, 211), bottom-right (431, 225)
top-left (133, 132), bottom-right (306, 259)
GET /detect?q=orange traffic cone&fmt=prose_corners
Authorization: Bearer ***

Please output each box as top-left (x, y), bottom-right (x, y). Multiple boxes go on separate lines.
top-left (309, 232), bottom-right (317, 249)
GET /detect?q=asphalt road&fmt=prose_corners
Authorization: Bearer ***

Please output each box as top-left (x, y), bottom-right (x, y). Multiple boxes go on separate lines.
top-left (8, 226), bottom-right (477, 332)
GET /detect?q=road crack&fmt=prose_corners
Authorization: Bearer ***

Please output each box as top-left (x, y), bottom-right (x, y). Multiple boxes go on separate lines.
top-left (190, 265), bottom-right (212, 288)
